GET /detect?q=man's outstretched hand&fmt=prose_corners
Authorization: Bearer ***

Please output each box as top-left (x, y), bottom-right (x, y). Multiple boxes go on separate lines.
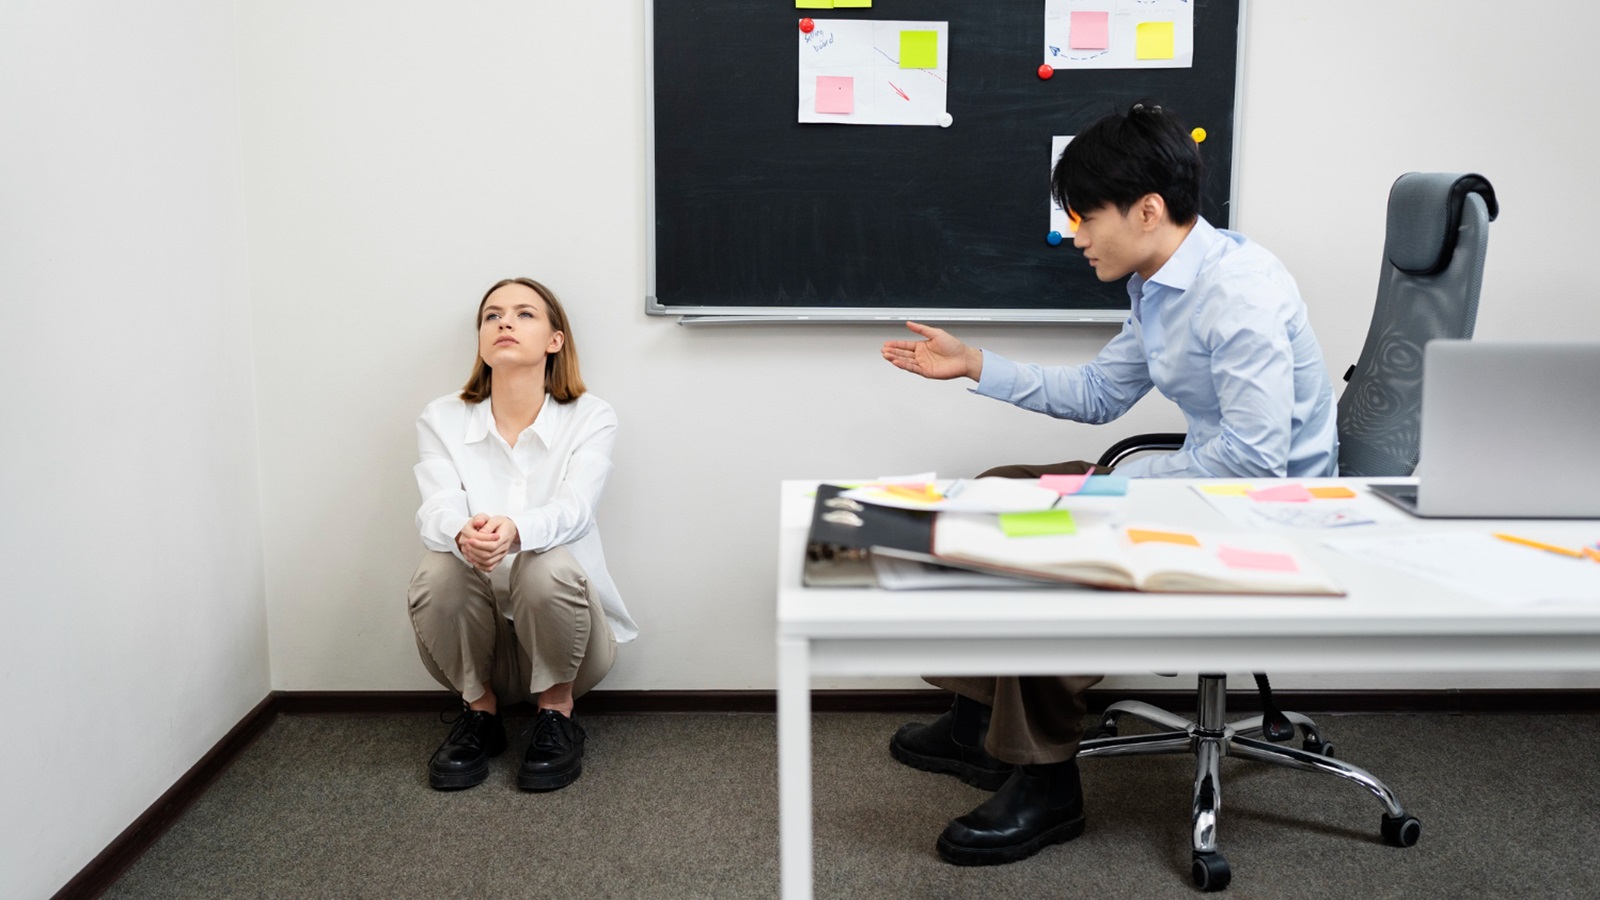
top-left (880, 321), bottom-right (983, 381)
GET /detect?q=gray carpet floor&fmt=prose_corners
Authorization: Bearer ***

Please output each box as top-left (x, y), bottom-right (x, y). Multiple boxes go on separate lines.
top-left (104, 711), bottom-right (1600, 899)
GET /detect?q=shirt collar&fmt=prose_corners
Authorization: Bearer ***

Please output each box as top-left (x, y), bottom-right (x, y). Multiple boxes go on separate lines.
top-left (464, 393), bottom-right (561, 445)
top-left (1126, 216), bottom-right (1219, 307)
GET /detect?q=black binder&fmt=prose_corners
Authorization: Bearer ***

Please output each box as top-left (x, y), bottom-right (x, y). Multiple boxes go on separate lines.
top-left (802, 483), bottom-right (936, 587)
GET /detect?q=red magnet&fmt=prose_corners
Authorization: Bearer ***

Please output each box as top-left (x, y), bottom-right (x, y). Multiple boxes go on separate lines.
top-left (1038, 64), bottom-right (1054, 80)
top-left (799, 18), bottom-right (815, 34)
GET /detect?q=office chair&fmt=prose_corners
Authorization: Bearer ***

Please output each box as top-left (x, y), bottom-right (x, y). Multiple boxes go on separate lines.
top-left (1084, 172), bottom-right (1498, 891)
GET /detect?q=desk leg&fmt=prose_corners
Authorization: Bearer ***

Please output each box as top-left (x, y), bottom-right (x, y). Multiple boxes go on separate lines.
top-left (778, 636), bottom-right (813, 900)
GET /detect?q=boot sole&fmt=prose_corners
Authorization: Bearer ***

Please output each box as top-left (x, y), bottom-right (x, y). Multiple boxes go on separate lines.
top-left (518, 763), bottom-right (582, 792)
top-left (429, 760), bottom-right (490, 791)
top-left (890, 732), bottom-right (1012, 792)
top-left (935, 814), bottom-right (1086, 866)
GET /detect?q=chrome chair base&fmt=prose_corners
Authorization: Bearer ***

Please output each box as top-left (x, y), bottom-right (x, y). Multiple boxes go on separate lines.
top-left (1076, 674), bottom-right (1420, 892)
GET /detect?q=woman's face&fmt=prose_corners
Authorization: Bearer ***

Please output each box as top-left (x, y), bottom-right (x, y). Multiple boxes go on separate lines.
top-left (477, 283), bottom-right (564, 373)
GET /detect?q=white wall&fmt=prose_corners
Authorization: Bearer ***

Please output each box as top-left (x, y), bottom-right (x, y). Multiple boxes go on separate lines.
top-left (240, 0), bottom-right (1600, 697)
top-left (0, 3), bottom-right (270, 898)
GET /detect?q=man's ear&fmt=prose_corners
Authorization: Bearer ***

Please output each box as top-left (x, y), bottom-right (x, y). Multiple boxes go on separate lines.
top-left (1137, 193), bottom-right (1167, 232)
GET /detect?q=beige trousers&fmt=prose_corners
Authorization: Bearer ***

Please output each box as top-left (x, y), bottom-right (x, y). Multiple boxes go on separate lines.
top-left (407, 547), bottom-right (616, 706)
top-left (928, 459), bottom-right (1110, 765)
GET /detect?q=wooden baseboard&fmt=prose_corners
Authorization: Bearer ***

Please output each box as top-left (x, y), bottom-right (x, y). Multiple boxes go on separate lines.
top-left (54, 687), bottom-right (1600, 897)
top-left (52, 693), bottom-right (277, 900)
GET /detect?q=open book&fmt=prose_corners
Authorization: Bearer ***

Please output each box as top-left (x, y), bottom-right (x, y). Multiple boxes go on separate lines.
top-left (932, 514), bottom-right (1344, 596)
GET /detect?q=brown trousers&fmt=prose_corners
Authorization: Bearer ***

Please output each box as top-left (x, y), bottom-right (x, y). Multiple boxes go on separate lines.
top-left (930, 459), bottom-right (1109, 765)
top-left (407, 547), bottom-right (615, 706)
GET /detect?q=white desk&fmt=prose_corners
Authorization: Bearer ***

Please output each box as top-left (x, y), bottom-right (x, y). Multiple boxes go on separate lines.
top-left (775, 477), bottom-right (1600, 899)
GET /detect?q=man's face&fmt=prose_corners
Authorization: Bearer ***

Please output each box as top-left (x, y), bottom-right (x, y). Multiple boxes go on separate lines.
top-left (1071, 200), bottom-right (1152, 283)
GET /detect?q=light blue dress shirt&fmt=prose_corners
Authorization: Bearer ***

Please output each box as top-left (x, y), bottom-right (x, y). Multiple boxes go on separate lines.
top-left (974, 218), bottom-right (1339, 478)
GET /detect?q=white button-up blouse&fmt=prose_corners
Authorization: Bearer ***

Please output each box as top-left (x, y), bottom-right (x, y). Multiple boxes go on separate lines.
top-left (413, 391), bottom-right (636, 642)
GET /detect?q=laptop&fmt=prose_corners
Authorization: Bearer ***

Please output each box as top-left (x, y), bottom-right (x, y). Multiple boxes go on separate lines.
top-left (1367, 341), bottom-right (1600, 518)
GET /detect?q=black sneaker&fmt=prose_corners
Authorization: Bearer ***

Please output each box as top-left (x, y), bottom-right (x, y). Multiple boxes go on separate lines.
top-left (428, 708), bottom-right (507, 790)
top-left (890, 696), bottom-right (1012, 791)
top-left (518, 708), bottom-right (586, 791)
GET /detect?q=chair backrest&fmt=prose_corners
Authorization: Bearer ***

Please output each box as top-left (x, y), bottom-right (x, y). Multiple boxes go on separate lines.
top-left (1335, 173), bottom-right (1498, 477)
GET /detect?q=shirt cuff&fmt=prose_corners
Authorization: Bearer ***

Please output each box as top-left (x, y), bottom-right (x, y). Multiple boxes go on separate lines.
top-left (969, 349), bottom-right (1016, 400)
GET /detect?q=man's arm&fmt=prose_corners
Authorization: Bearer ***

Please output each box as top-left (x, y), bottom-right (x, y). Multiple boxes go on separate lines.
top-left (971, 320), bottom-right (1156, 425)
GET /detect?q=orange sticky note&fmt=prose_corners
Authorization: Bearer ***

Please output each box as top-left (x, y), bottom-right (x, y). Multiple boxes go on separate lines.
top-left (1309, 486), bottom-right (1357, 499)
top-left (1128, 528), bottom-right (1201, 547)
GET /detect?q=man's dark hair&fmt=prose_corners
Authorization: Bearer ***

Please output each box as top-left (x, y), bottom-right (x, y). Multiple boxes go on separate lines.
top-left (1052, 102), bottom-right (1202, 226)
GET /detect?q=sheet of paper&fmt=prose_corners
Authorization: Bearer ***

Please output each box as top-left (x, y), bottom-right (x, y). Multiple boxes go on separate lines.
top-left (1194, 484), bottom-right (1407, 530)
top-left (1049, 135), bottom-right (1077, 239)
top-left (1000, 509), bottom-right (1078, 537)
top-left (1324, 532), bottom-right (1600, 608)
top-left (841, 477), bottom-right (1060, 513)
top-left (1043, 0), bottom-right (1194, 70)
top-left (798, 19), bottom-right (950, 126)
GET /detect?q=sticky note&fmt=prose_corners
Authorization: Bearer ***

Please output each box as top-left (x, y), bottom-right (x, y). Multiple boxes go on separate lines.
top-left (1135, 21), bottom-right (1176, 60)
top-left (900, 30), bottom-right (938, 68)
top-left (1128, 528), bottom-right (1201, 547)
top-left (1248, 483), bottom-right (1314, 503)
top-left (1218, 545), bottom-right (1300, 573)
top-left (834, 0), bottom-right (872, 6)
top-left (1075, 475), bottom-right (1129, 496)
top-left (1309, 486), bottom-right (1357, 499)
top-left (999, 509), bottom-right (1077, 537)
top-left (1200, 484), bottom-right (1253, 497)
top-left (1039, 473), bottom-right (1093, 495)
top-left (1069, 11), bottom-right (1110, 50)
top-left (815, 75), bottom-right (854, 114)
top-left (796, 1), bottom-right (833, 9)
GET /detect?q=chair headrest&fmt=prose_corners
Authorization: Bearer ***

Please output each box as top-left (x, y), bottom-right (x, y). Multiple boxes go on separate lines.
top-left (1385, 173), bottom-right (1498, 276)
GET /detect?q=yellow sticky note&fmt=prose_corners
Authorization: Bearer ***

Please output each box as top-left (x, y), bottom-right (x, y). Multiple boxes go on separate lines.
top-left (1136, 21), bottom-right (1176, 60)
top-left (900, 30), bottom-right (938, 68)
top-left (1309, 486), bottom-right (1357, 499)
top-left (834, 0), bottom-right (872, 6)
top-left (796, 1), bottom-right (834, 9)
top-left (999, 510), bottom-right (1077, 537)
top-left (1127, 528), bottom-right (1201, 547)
top-left (1200, 484), bottom-right (1253, 497)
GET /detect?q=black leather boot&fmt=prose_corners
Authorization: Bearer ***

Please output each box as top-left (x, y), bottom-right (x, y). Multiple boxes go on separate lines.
top-left (890, 694), bottom-right (1012, 791)
top-left (518, 708), bottom-right (587, 791)
top-left (428, 708), bottom-right (508, 790)
top-left (935, 758), bottom-right (1086, 866)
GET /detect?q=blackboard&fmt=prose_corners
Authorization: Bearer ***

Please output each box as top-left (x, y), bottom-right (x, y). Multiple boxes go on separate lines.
top-left (646, 0), bottom-right (1244, 322)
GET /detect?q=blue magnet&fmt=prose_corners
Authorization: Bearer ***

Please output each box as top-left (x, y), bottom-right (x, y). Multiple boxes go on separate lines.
top-left (1046, 230), bottom-right (1063, 246)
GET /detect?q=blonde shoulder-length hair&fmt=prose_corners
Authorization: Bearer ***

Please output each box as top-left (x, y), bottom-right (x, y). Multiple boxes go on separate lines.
top-left (459, 277), bottom-right (586, 404)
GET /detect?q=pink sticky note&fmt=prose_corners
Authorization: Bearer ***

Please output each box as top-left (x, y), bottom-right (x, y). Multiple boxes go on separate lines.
top-left (1217, 545), bottom-right (1301, 573)
top-left (1039, 473), bottom-right (1093, 495)
top-left (1069, 11), bottom-right (1110, 50)
top-left (1247, 483), bottom-right (1314, 503)
top-left (815, 75), bottom-right (854, 114)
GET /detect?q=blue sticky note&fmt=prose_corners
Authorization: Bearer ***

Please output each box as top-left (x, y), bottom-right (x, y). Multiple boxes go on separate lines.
top-left (1075, 475), bottom-right (1129, 496)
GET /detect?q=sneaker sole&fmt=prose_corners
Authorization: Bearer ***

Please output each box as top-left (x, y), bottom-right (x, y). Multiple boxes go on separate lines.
top-left (429, 760), bottom-right (490, 791)
top-left (518, 763), bottom-right (582, 792)
top-left (889, 731), bottom-right (1012, 791)
top-left (935, 814), bottom-right (1086, 866)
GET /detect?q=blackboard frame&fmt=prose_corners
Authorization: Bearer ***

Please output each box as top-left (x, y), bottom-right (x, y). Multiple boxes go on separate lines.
top-left (646, 0), bottom-right (1248, 324)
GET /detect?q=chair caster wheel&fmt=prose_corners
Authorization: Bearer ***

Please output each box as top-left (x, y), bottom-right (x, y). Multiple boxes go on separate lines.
top-left (1191, 851), bottom-right (1232, 891)
top-left (1381, 813), bottom-right (1421, 847)
top-left (1302, 739), bottom-right (1334, 757)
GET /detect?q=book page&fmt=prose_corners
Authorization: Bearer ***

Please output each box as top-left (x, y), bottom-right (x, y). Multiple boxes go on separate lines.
top-left (1122, 525), bottom-right (1343, 595)
top-left (932, 514), bottom-right (1135, 588)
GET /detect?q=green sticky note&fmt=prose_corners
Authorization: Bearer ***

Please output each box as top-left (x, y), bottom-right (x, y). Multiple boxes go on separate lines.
top-left (900, 30), bottom-right (938, 68)
top-left (796, 0), bottom-right (833, 9)
top-left (999, 509), bottom-right (1076, 537)
top-left (1136, 21), bottom-right (1176, 60)
top-left (835, 0), bottom-right (872, 6)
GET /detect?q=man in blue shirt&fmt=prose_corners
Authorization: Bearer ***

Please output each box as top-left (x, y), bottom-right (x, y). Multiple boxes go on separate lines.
top-left (880, 103), bottom-right (1339, 867)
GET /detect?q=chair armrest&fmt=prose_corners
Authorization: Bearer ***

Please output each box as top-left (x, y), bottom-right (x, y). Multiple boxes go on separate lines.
top-left (1097, 433), bottom-right (1187, 469)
